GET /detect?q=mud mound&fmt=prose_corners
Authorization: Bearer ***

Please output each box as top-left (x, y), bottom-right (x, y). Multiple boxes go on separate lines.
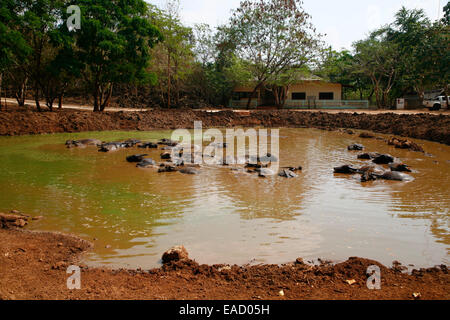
top-left (0, 110), bottom-right (449, 145)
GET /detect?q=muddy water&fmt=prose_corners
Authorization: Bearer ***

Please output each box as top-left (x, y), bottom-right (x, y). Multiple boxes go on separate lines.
top-left (0, 128), bottom-right (448, 269)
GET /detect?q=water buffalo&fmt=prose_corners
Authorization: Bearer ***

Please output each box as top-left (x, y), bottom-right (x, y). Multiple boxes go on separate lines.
top-left (66, 139), bottom-right (102, 148)
top-left (161, 152), bottom-right (172, 160)
top-left (281, 166), bottom-right (303, 172)
top-left (179, 167), bottom-right (199, 175)
top-left (378, 171), bottom-right (414, 181)
top-left (138, 142), bottom-right (158, 149)
top-left (357, 152), bottom-right (381, 160)
top-left (136, 159), bottom-right (157, 168)
top-left (126, 154), bottom-right (149, 163)
top-left (334, 165), bottom-right (359, 174)
top-left (158, 139), bottom-right (179, 147)
top-left (372, 154), bottom-right (395, 164)
top-left (389, 163), bottom-right (412, 172)
top-left (257, 168), bottom-right (275, 178)
top-left (98, 142), bottom-right (125, 152)
top-left (123, 139), bottom-right (141, 148)
top-left (278, 169), bottom-right (298, 178)
top-left (348, 144), bottom-right (364, 151)
top-left (158, 163), bottom-right (178, 173)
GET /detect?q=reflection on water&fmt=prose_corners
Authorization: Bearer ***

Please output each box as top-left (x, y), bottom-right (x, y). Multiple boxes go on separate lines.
top-left (0, 129), bottom-right (448, 268)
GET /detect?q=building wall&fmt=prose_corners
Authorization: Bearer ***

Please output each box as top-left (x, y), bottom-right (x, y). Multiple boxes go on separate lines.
top-left (287, 81), bottom-right (342, 100)
top-left (232, 81), bottom-right (342, 103)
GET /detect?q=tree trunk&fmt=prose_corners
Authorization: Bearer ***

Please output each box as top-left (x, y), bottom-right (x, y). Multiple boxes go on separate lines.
top-left (34, 82), bottom-right (41, 112)
top-left (371, 76), bottom-right (382, 109)
top-left (100, 84), bottom-right (113, 111)
top-left (93, 82), bottom-right (100, 112)
top-left (280, 86), bottom-right (288, 109)
top-left (58, 94), bottom-right (63, 109)
top-left (273, 86), bottom-right (280, 107)
top-left (93, 90), bottom-right (100, 112)
top-left (246, 82), bottom-right (262, 109)
top-left (0, 73), bottom-right (2, 111)
top-left (15, 78), bottom-right (27, 107)
top-left (167, 52), bottom-right (171, 109)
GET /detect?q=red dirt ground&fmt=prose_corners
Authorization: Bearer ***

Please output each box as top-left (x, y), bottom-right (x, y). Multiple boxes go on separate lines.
top-left (0, 228), bottom-right (448, 300)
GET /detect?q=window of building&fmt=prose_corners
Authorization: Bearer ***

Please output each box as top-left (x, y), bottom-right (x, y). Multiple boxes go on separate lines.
top-left (232, 92), bottom-right (257, 100)
top-left (319, 92), bottom-right (334, 100)
top-left (292, 92), bottom-right (306, 100)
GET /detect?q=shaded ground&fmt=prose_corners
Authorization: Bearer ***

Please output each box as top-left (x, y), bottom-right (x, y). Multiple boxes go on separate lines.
top-left (0, 228), bottom-right (448, 300)
top-left (1, 108), bottom-right (450, 145)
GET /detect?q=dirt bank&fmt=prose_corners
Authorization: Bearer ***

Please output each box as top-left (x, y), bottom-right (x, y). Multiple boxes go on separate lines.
top-left (0, 227), bottom-right (448, 300)
top-left (0, 109), bottom-right (449, 145)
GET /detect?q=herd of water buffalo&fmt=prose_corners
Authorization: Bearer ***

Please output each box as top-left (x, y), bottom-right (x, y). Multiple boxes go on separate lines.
top-left (65, 137), bottom-right (415, 181)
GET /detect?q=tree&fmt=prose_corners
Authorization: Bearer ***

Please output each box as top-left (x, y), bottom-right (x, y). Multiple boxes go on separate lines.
top-left (70, 0), bottom-right (162, 112)
top-left (0, 0), bottom-right (31, 109)
top-left (224, 0), bottom-right (321, 108)
top-left (316, 48), bottom-right (373, 101)
top-left (265, 66), bottom-right (310, 108)
top-left (148, 1), bottom-right (194, 108)
top-left (16, 0), bottom-right (69, 111)
top-left (384, 7), bottom-right (433, 104)
top-left (444, 1), bottom-right (450, 25)
top-left (354, 32), bottom-right (400, 108)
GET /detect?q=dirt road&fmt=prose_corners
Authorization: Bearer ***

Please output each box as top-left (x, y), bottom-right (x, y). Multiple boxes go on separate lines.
top-left (3, 98), bottom-right (449, 115)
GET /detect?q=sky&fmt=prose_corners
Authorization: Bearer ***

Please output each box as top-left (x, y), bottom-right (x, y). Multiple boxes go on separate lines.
top-left (149, 0), bottom-right (447, 50)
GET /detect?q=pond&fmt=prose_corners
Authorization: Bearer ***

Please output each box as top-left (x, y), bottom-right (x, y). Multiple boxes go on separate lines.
top-left (0, 128), bottom-right (448, 269)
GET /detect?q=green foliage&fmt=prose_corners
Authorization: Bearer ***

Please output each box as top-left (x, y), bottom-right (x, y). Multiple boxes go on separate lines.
top-left (68, 0), bottom-right (162, 111)
top-left (319, 6), bottom-right (448, 108)
top-left (0, 0), bottom-right (31, 71)
top-left (147, 1), bottom-right (194, 108)
top-left (223, 0), bottom-right (322, 108)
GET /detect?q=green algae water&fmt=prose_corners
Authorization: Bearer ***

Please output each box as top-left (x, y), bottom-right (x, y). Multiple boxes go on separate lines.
top-left (0, 128), bottom-right (448, 269)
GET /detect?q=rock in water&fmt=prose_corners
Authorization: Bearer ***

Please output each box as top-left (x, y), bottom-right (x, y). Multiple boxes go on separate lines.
top-left (0, 213), bottom-right (29, 229)
top-left (359, 132), bottom-right (375, 138)
top-left (162, 246), bottom-right (189, 264)
top-left (388, 137), bottom-right (424, 152)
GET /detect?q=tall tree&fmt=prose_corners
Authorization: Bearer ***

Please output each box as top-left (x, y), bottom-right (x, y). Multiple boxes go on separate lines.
top-left (70, 0), bottom-right (162, 112)
top-left (354, 33), bottom-right (400, 108)
top-left (224, 0), bottom-right (321, 108)
top-left (0, 0), bottom-right (31, 109)
top-left (148, 1), bottom-right (194, 108)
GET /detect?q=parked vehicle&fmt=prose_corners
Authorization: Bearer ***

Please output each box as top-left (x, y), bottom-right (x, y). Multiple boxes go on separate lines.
top-left (423, 96), bottom-right (449, 111)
